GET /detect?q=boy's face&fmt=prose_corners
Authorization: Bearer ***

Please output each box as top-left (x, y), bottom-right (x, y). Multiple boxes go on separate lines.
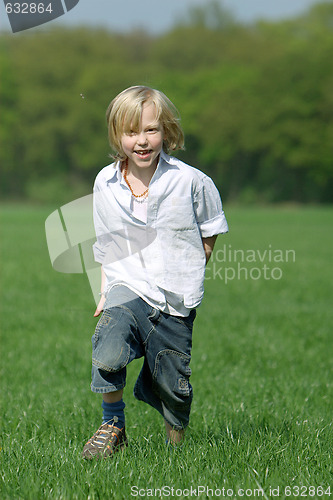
top-left (121, 101), bottom-right (164, 173)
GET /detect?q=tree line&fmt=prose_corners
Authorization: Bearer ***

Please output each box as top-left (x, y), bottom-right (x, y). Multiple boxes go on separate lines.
top-left (1, 1), bottom-right (332, 204)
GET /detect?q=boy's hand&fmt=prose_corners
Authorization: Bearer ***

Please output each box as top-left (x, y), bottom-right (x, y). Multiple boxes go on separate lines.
top-left (94, 295), bottom-right (106, 317)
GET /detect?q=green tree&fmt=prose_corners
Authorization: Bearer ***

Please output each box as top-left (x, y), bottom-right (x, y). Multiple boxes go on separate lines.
top-left (0, 2), bottom-right (332, 203)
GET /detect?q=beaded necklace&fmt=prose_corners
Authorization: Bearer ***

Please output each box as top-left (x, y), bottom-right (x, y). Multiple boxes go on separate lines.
top-left (123, 158), bottom-right (149, 201)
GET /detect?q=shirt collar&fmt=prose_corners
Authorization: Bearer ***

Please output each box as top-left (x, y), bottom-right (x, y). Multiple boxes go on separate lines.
top-left (160, 149), bottom-right (179, 167)
top-left (104, 159), bottom-right (123, 185)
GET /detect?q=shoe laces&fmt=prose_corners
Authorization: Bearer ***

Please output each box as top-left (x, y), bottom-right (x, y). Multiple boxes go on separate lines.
top-left (91, 418), bottom-right (120, 448)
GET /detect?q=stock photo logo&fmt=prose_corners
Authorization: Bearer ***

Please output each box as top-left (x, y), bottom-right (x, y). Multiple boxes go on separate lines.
top-left (3, 0), bottom-right (80, 33)
top-left (45, 194), bottom-right (158, 305)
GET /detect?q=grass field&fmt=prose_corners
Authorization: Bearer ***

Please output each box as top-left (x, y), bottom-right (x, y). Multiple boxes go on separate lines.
top-left (1, 204), bottom-right (332, 500)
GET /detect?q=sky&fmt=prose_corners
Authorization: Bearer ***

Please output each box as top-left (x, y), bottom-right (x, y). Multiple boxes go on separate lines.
top-left (0, 0), bottom-right (327, 34)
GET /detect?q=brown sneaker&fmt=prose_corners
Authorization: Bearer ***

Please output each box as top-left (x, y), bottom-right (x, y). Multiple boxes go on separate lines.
top-left (82, 421), bottom-right (128, 460)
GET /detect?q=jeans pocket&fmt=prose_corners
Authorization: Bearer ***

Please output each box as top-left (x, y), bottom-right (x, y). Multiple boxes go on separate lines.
top-left (174, 364), bottom-right (192, 397)
top-left (92, 308), bottom-right (114, 349)
top-left (173, 355), bottom-right (192, 397)
top-left (153, 349), bottom-right (192, 399)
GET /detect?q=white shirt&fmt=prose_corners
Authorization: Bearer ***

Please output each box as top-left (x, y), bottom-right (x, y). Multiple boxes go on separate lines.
top-left (93, 150), bottom-right (228, 316)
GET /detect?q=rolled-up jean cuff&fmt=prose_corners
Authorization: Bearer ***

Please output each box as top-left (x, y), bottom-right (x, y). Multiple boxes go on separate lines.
top-left (90, 382), bottom-right (126, 394)
top-left (91, 362), bottom-right (127, 393)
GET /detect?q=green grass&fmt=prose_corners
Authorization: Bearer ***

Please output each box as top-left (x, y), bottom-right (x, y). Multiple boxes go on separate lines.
top-left (1, 204), bottom-right (332, 499)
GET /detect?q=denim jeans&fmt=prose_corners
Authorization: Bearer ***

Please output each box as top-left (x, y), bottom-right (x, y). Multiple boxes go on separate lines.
top-left (91, 287), bottom-right (196, 430)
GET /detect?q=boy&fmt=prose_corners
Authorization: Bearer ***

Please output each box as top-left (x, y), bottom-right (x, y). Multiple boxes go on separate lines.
top-left (82, 86), bottom-right (228, 459)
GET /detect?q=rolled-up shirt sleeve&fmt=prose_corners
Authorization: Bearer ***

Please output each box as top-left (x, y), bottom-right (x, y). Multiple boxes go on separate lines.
top-left (193, 174), bottom-right (229, 238)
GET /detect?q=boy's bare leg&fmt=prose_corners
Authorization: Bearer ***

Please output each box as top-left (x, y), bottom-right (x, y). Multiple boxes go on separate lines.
top-left (103, 389), bottom-right (123, 404)
top-left (164, 420), bottom-right (185, 444)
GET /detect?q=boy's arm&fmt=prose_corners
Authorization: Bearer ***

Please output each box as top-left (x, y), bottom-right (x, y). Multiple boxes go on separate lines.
top-left (202, 235), bottom-right (217, 263)
top-left (94, 266), bottom-right (106, 317)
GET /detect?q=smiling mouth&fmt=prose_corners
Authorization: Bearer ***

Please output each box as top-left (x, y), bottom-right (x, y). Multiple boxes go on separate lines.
top-left (134, 150), bottom-right (153, 158)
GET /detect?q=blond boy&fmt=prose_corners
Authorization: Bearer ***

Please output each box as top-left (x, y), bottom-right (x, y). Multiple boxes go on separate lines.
top-left (82, 86), bottom-right (228, 459)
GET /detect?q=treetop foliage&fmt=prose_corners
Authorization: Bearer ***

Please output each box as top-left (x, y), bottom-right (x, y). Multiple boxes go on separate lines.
top-left (0, 1), bottom-right (332, 204)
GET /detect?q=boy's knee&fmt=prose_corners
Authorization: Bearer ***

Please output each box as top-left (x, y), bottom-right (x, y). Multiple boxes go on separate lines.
top-left (92, 308), bottom-right (132, 372)
top-left (92, 343), bottom-right (130, 372)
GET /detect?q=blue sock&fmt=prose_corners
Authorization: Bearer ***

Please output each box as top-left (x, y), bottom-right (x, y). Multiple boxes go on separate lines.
top-left (101, 399), bottom-right (125, 429)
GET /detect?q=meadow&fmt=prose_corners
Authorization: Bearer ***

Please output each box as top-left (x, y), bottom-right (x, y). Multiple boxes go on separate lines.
top-left (1, 204), bottom-right (332, 499)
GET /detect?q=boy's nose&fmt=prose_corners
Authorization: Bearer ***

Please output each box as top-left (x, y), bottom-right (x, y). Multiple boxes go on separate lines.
top-left (137, 132), bottom-right (148, 145)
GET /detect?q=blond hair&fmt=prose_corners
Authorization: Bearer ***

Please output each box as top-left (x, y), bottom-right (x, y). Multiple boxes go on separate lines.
top-left (106, 86), bottom-right (184, 160)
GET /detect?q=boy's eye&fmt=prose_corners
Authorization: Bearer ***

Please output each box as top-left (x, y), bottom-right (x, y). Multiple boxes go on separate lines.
top-left (124, 126), bottom-right (160, 136)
